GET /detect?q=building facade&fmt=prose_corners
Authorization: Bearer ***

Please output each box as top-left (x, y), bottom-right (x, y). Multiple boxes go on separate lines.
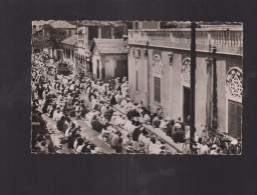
top-left (61, 35), bottom-right (77, 74)
top-left (32, 21), bottom-right (76, 58)
top-left (128, 25), bottom-right (243, 137)
top-left (91, 38), bottom-right (128, 80)
top-left (75, 21), bottom-right (128, 75)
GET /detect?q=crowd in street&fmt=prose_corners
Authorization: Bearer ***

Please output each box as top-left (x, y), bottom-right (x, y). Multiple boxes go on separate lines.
top-left (31, 52), bottom-right (241, 155)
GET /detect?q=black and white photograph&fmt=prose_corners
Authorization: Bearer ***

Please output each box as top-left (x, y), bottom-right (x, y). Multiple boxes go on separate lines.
top-left (31, 20), bottom-right (243, 155)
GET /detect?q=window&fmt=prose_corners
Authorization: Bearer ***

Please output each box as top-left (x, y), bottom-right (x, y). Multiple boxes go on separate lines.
top-left (135, 22), bottom-right (138, 29)
top-left (168, 53), bottom-right (173, 65)
top-left (136, 71), bottom-right (139, 91)
top-left (226, 68), bottom-right (243, 99)
top-left (134, 49), bottom-right (140, 58)
top-left (154, 77), bottom-right (161, 103)
top-left (102, 27), bottom-right (112, 39)
top-left (66, 49), bottom-right (70, 59)
top-left (69, 30), bottom-right (72, 36)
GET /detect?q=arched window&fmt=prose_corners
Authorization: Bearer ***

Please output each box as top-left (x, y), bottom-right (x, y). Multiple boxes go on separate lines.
top-left (226, 67), bottom-right (243, 99)
top-left (181, 58), bottom-right (191, 88)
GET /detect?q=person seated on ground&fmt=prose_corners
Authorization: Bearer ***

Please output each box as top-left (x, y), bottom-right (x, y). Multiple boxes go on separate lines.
top-left (127, 108), bottom-right (140, 121)
top-left (91, 99), bottom-right (100, 111)
top-left (56, 116), bottom-right (67, 131)
top-left (53, 107), bottom-right (63, 121)
top-left (103, 106), bottom-right (113, 121)
top-left (86, 84), bottom-right (92, 94)
top-left (73, 137), bottom-right (85, 153)
top-left (111, 136), bottom-right (123, 153)
top-left (197, 138), bottom-right (210, 154)
top-left (89, 144), bottom-right (100, 154)
top-left (115, 90), bottom-right (122, 104)
top-left (123, 118), bottom-right (136, 134)
top-left (138, 129), bottom-right (151, 147)
top-left (65, 122), bottom-right (75, 137)
top-left (103, 83), bottom-right (109, 96)
top-left (98, 115), bottom-right (109, 126)
top-left (36, 140), bottom-right (49, 154)
top-left (88, 90), bottom-right (97, 102)
top-left (48, 103), bottom-right (56, 118)
top-left (151, 115), bottom-right (161, 128)
top-left (171, 121), bottom-right (185, 143)
top-left (68, 129), bottom-right (81, 149)
top-left (160, 117), bottom-right (171, 133)
top-left (91, 115), bottom-right (105, 133)
top-left (75, 110), bottom-right (82, 119)
top-left (80, 103), bottom-right (90, 118)
top-left (209, 144), bottom-right (220, 155)
top-left (75, 137), bottom-right (85, 152)
top-left (120, 97), bottom-right (128, 108)
top-left (110, 93), bottom-right (117, 106)
top-left (74, 101), bottom-right (81, 111)
top-left (122, 77), bottom-right (127, 83)
top-left (132, 126), bottom-right (144, 142)
top-left (100, 126), bottom-right (114, 142)
top-left (80, 141), bottom-right (91, 153)
top-left (141, 108), bottom-right (151, 125)
top-left (148, 137), bottom-right (162, 154)
top-left (123, 101), bottom-right (133, 114)
top-left (100, 103), bottom-right (108, 115)
top-left (115, 114), bottom-right (126, 127)
top-left (69, 81), bottom-right (76, 92)
top-left (175, 117), bottom-right (183, 126)
top-left (110, 112), bottom-right (119, 126)
top-left (166, 119), bottom-right (175, 137)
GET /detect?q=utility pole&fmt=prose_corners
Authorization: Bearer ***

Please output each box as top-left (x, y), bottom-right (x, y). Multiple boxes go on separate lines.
top-left (190, 21), bottom-right (196, 150)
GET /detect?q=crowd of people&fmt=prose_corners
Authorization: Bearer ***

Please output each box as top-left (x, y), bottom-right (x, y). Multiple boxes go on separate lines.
top-left (31, 52), bottom-right (241, 155)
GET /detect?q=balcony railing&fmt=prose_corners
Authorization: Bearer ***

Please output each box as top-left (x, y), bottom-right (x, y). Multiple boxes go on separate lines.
top-left (128, 27), bottom-right (243, 55)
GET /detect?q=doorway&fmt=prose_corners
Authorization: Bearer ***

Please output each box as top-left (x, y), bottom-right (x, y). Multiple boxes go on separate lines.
top-left (183, 87), bottom-right (191, 122)
top-left (228, 100), bottom-right (242, 138)
top-left (115, 60), bottom-right (128, 78)
top-left (97, 60), bottom-right (100, 79)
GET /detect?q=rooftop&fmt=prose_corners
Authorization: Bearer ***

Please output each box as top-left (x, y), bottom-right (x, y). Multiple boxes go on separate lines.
top-left (61, 35), bottom-right (77, 46)
top-left (49, 20), bottom-right (76, 29)
top-left (78, 20), bottom-right (127, 27)
top-left (92, 38), bottom-right (128, 54)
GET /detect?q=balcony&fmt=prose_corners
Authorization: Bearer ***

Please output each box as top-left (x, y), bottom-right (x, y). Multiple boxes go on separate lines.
top-left (128, 26), bottom-right (243, 56)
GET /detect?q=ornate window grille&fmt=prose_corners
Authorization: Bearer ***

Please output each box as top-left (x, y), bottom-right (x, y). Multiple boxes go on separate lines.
top-left (226, 67), bottom-right (243, 99)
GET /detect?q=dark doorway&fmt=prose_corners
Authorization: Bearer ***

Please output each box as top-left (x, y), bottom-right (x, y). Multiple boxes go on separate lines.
top-left (89, 61), bottom-right (93, 73)
top-left (228, 100), bottom-right (242, 138)
top-left (89, 26), bottom-right (98, 41)
top-left (97, 60), bottom-right (100, 79)
top-left (115, 60), bottom-right (128, 79)
top-left (183, 87), bottom-right (191, 122)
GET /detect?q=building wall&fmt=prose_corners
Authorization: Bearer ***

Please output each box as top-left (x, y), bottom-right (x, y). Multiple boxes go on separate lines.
top-left (195, 55), bottom-right (209, 134)
top-left (92, 53), bottom-right (128, 79)
top-left (128, 47), bottom-right (147, 105)
top-left (91, 49), bottom-right (101, 78)
top-left (77, 26), bottom-right (89, 49)
top-left (128, 45), bottom-right (243, 136)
